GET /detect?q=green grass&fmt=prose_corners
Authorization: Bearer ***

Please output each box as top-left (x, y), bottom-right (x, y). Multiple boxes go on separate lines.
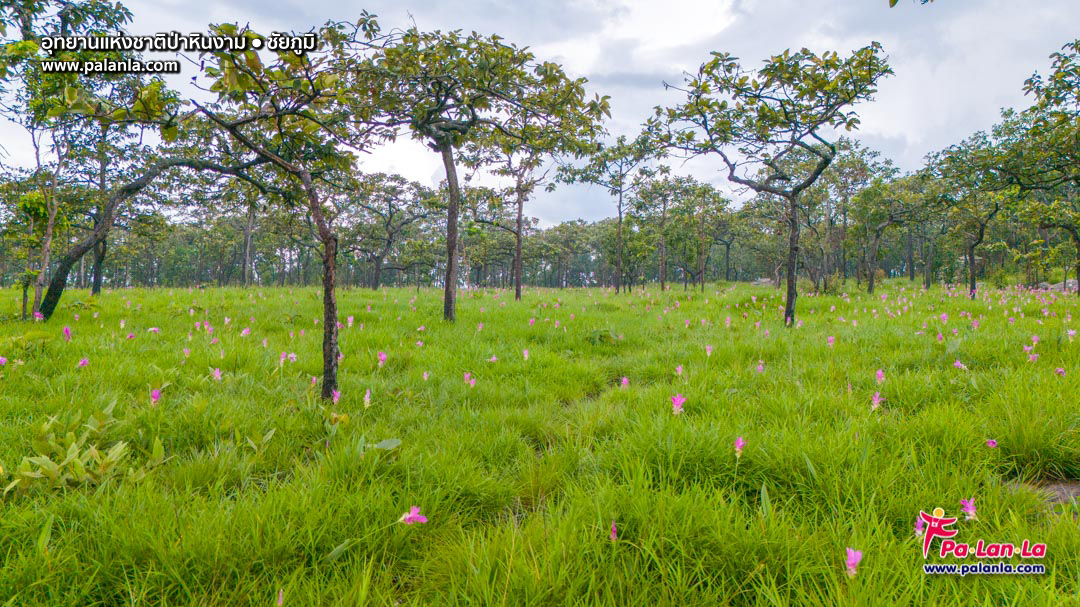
top-left (0, 281), bottom-right (1078, 606)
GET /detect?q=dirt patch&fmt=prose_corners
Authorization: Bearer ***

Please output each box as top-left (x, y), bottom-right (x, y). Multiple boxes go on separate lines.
top-left (1010, 479), bottom-right (1080, 504)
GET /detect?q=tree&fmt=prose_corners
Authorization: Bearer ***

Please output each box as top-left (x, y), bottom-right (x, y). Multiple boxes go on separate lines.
top-left (374, 28), bottom-right (608, 319)
top-left (657, 44), bottom-right (892, 325)
top-left (557, 134), bottom-right (659, 293)
top-left (339, 173), bottom-right (436, 290)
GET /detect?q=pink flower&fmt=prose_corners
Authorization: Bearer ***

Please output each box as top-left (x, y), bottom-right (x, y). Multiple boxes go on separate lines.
top-left (672, 393), bottom-right (686, 415)
top-left (986, 439), bottom-right (997, 448)
top-left (416, 340), bottom-right (424, 347)
top-left (620, 377), bottom-right (629, 387)
top-left (423, 371), bottom-right (429, 381)
top-left (523, 349), bottom-right (529, 360)
top-left (961, 498), bottom-right (977, 520)
top-left (734, 436), bottom-right (746, 458)
top-left (1055, 368), bottom-right (1066, 377)
top-left (213, 368), bottom-right (222, 381)
top-left (953, 360), bottom-right (967, 371)
top-left (940, 313), bottom-right (948, 324)
top-left (1029, 354), bottom-right (1039, 363)
top-left (529, 318), bottom-right (535, 326)
top-left (469, 378), bottom-right (476, 387)
top-left (120, 319), bottom-right (126, 329)
top-left (0, 357), bottom-right (6, 366)
top-left (151, 389), bottom-right (161, 405)
top-left (63, 326), bottom-right (71, 341)
top-left (399, 506), bottom-right (428, 525)
top-left (347, 316), bottom-right (354, 328)
top-left (288, 353), bottom-right (297, 363)
top-left (78, 358), bottom-right (88, 367)
top-left (127, 333), bottom-right (135, 339)
top-left (845, 547), bottom-right (862, 577)
top-left (148, 327), bottom-right (160, 334)
top-left (311, 376), bottom-right (317, 386)
top-left (675, 365), bottom-right (683, 376)
top-left (277, 588), bottom-right (283, 607)
top-left (756, 361), bottom-right (764, 374)
top-left (262, 338), bottom-right (267, 348)
top-left (871, 391), bottom-right (884, 410)
top-left (1032, 335), bottom-right (1040, 345)
top-left (1068, 329), bottom-right (1076, 341)
top-left (280, 352), bottom-right (287, 365)
top-left (915, 517), bottom-right (925, 537)
top-left (610, 520), bottom-right (617, 542)
top-left (240, 328), bottom-right (250, 337)
top-left (332, 390), bottom-right (341, 404)
top-left (706, 345), bottom-right (713, 357)
top-left (827, 336), bottom-right (834, 348)
top-left (364, 389), bottom-right (371, 408)
top-left (489, 355), bottom-right (498, 363)
top-left (417, 325), bottom-right (425, 331)
top-left (378, 352), bottom-right (387, 367)
top-left (477, 322), bottom-right (483, 331)
top-left (464, 372), bottom-right (472, 383)
top-left (875, 369), bottom-right (885, 385)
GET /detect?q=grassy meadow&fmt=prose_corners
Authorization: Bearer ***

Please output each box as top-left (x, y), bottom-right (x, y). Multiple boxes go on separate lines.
top-left (0, 282), bottom-right (1078, 606)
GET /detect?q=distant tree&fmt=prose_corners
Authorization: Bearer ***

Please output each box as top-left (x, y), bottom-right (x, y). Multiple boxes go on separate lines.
top-left (656, 44), bottom-right (892, 324)
top-left (558, 134), bottom-right (660, 293)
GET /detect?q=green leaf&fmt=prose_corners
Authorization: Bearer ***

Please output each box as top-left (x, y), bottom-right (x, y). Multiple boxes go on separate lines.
top-left (37, 514), bottom-right (55, 558)
top-left (371, 438), bottom-right (401, 451)
top-left (759, 482), bottom-right (772, 517)
top-left (325, 538), bottom-right (356, 561)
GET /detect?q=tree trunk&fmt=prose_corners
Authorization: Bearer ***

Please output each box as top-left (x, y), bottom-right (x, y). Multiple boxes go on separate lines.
top-left (659, 232), bottom-right (667, 291)
top-left (783, 197), bottom-right (800, 326)
top-left (616, 191), bottom-right (624, 294)
top-left (724, 242), bottom-right (731, 281)
top-left (907, 226), bottom-right (915, 281)
top-left (514, 191), bottom-right (524, 301)
top-left (967, 246), bottom-right (977, 300)
top-left (924, 237), bottom-right (934, 289)
top-left (1075, 237), bottom-right (1080, 295)
top-left (372, 255), bottom-right (383, 290)
top-left (242, 203), bottom-right (256, 287)
top-left (440, 144), bottom-right (461, 322)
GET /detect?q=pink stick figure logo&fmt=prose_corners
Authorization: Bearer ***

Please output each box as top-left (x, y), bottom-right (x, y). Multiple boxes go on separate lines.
top-left (920, 507), bottom-right (958, 558)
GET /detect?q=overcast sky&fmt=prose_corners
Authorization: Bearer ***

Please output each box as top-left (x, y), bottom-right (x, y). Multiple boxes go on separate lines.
top-left (4, 0), bottom-right (1079, 226)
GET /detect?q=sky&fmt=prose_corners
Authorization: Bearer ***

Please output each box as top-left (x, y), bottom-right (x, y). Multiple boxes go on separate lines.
top-left (3, 0), bottom-right (1079, 226)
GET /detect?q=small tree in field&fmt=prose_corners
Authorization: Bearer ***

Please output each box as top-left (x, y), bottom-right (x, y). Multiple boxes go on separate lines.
top-left (557, 134), bottom-right (660, 294)
top-left (655, 44), bottom-right (892, 325)
top-left (373, 29), bottom-right (608, 319)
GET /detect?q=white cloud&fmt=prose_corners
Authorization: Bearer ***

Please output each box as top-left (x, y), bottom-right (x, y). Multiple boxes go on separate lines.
top-left (4, 0), bottom-right (1078, 227)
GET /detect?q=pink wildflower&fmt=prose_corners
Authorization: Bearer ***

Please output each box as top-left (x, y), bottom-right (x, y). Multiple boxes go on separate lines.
top-left (399, 506), bottom-right (428, 525)
top-left (78, 358), bottom-right (88, 367)
top-left (610, 520), bottom-right (617, 542)
top-left (875, 369), bottom-right (885, 385)
top-left (1055, 368), bottom-right (1066, 377)
top-left (671, 393), bottom-right (686, 415)
top-left (734, 436), bottom-right (746, 458)
top-left (213, 368), bottom-right (222, 381)
top-left (961, 498), bottom-right (977, 520)
top-left (151, 389), bottom-right (161, 405)
top-left (63, 326), bottom-right (71, 341)
top-left (845, 547), bottom-right (862, 577)
top-left (986, 439), bottom-right (997, 448)
top-left (378, 351), bottom-right (387, 368)
top-left (872, 391), bottom-right (884, 410)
